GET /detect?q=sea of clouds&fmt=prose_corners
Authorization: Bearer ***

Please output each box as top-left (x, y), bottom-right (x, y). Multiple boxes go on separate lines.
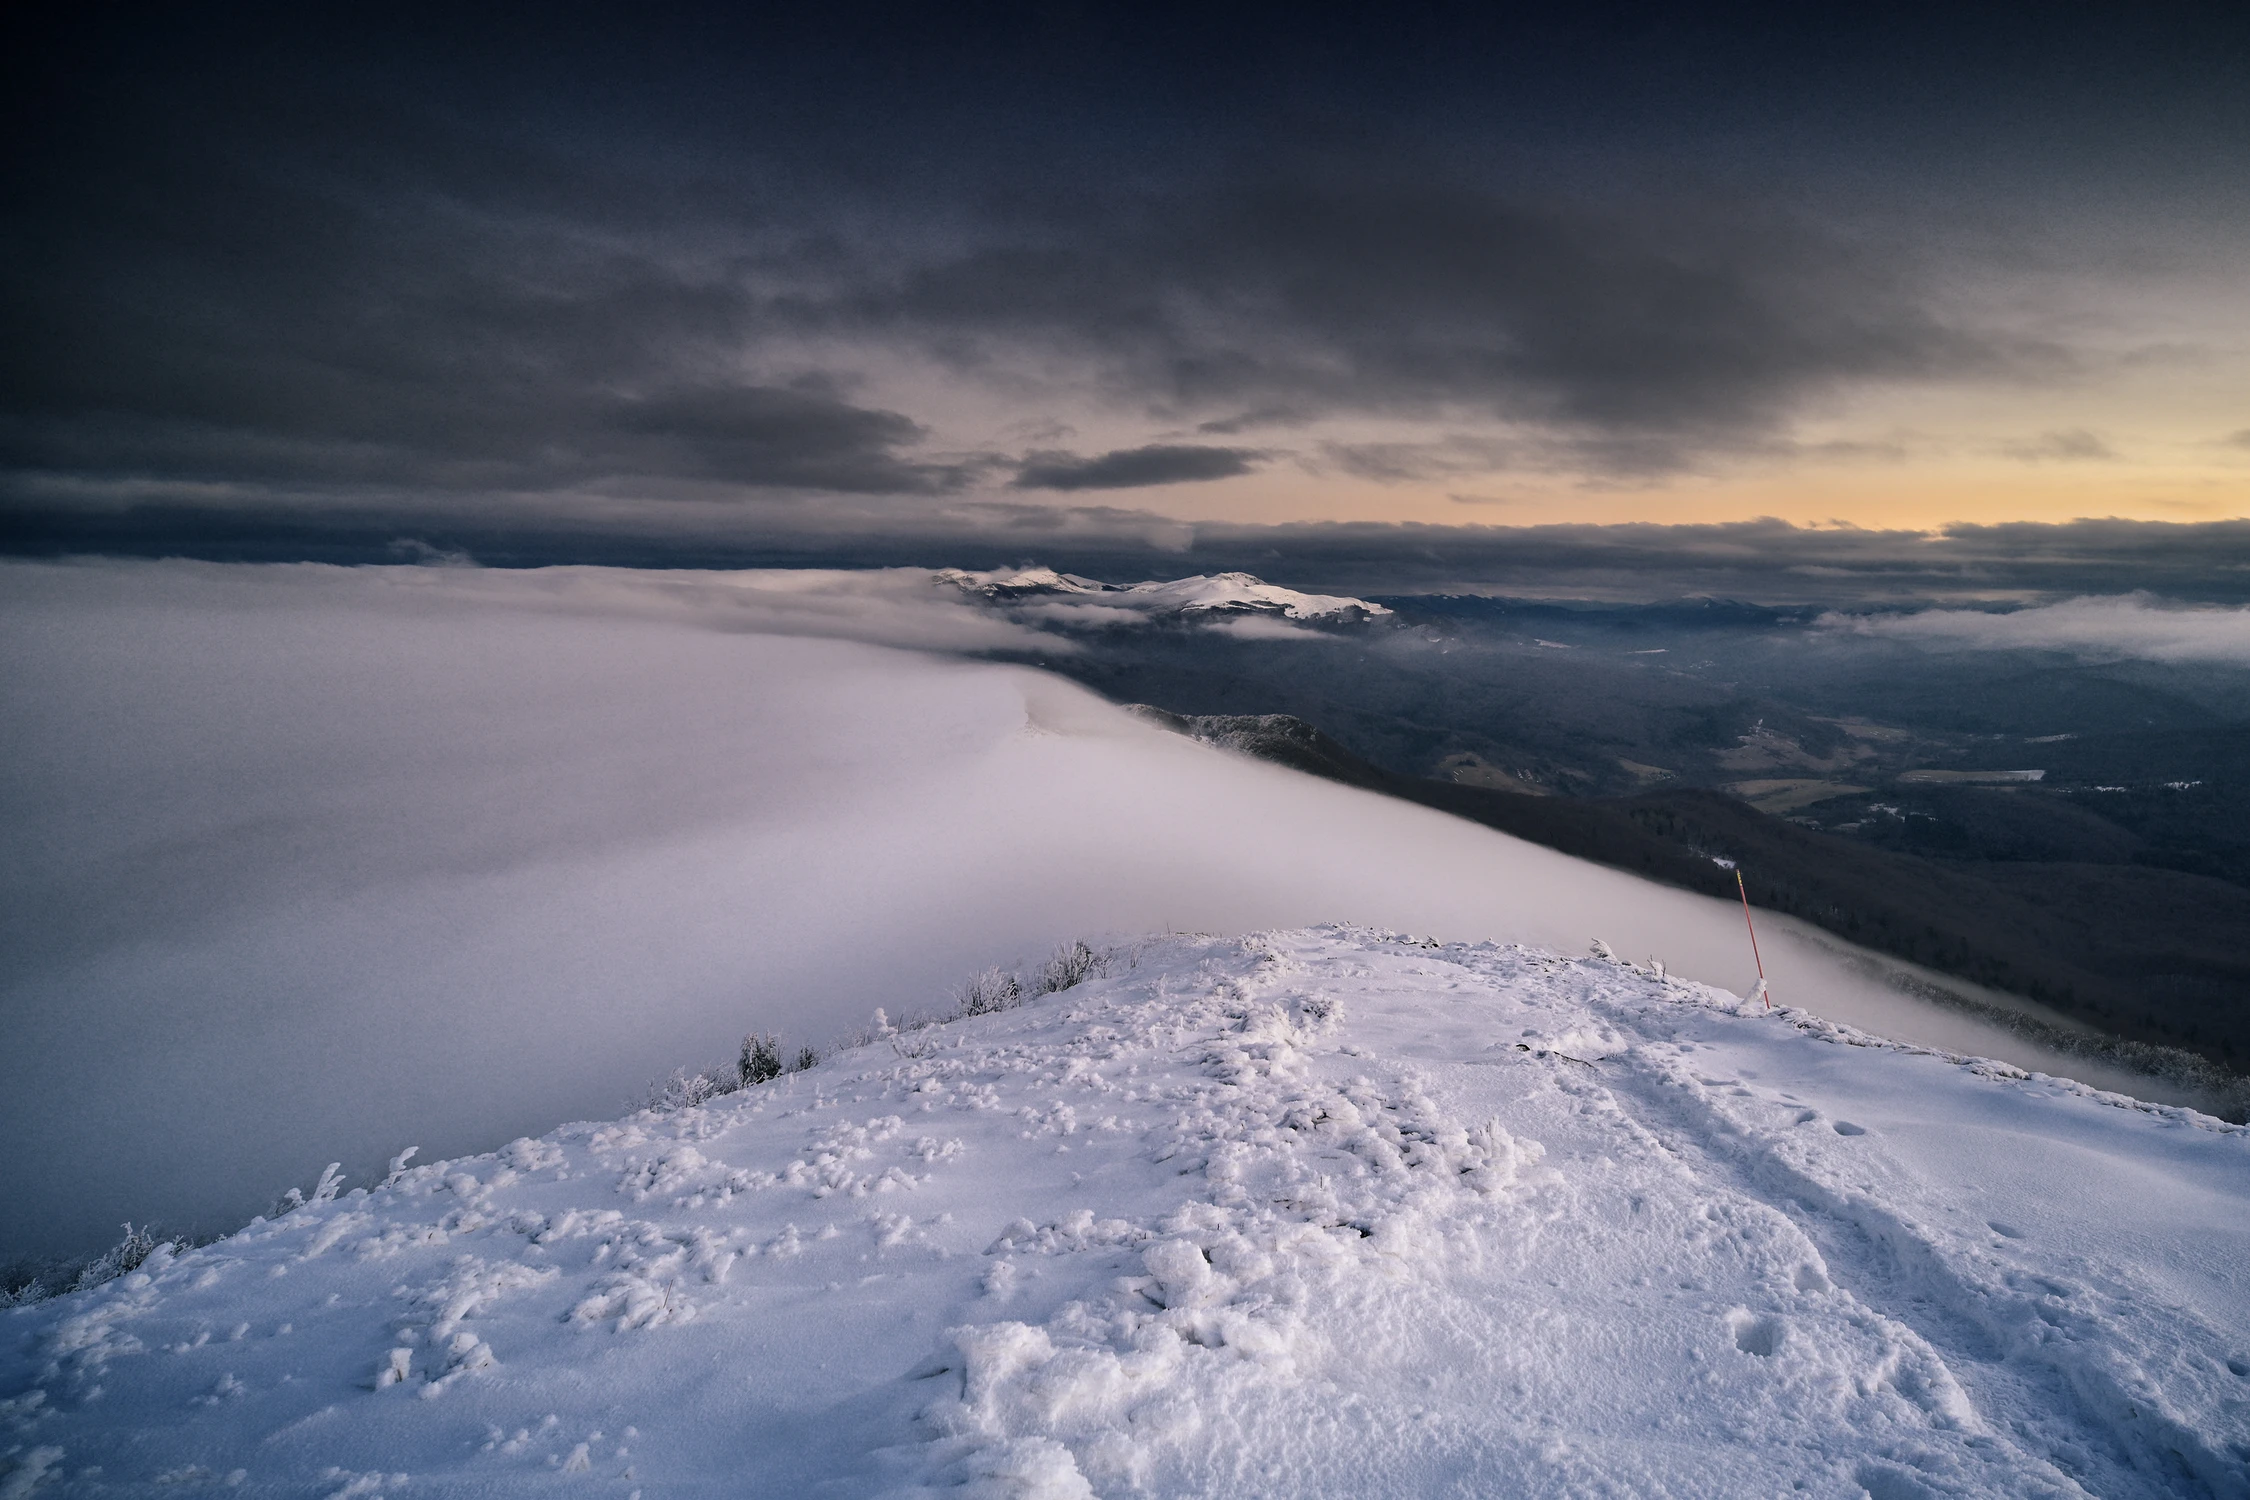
top-left (2, 559), bottom-right (2197, 1264)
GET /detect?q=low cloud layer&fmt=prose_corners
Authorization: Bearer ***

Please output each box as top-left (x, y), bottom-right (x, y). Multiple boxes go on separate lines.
top-left (3, 558), bottom-right (2129, 1261)
top-left (1824, 593), bottom-right (2250, 665)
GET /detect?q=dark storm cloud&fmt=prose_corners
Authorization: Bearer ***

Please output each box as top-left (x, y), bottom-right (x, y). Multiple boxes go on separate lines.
top-left (808, 175), bottom-right (2034, 472)
top-left (0, 2), bottom-right (2086, 518)
top-left (11, 135), bottom-right (2016, 498)
top-left (1011, 445), bottom-right (1261, 491)
top-left (0, 120), bottom-right (965, 498)
top-left (4, 4), bottom-right (2245, 527)
top-left (0, 382), bottom-right (967, 497)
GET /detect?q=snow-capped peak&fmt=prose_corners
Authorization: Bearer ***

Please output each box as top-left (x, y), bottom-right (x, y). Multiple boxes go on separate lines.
top-left (1112, 571), bottom-right (1390, 620)
top-left (937, 566), bottom-right (1389, 625)
top-left (932, 565), bottom-right (1113, 599)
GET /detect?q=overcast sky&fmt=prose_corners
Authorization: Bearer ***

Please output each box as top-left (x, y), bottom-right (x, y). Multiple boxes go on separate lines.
top-left (6, 3), bottom-right (2248, 595)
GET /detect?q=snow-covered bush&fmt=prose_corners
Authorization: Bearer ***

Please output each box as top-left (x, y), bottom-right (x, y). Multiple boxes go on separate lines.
top-left (1035, 940), bottom-right (1108, 995)
top-left (4, 1220), bottom-right (201, 1305)
top-left (70, 1223), bottom-right (165, 1293)
top-left (647, 1066), bottom-right (741, 1111)
top-left (739, 1033), bottom-right (784, 1086)
top-left (275, 1162), bottom-right (348, 1215)
top-left (0, 1263), bottom-right (53, 1307)
top-left (957, 967), bottom-right (1023, 1016)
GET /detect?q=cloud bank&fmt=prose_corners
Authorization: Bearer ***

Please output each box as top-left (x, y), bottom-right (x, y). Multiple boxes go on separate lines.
top-left (2, 557), bottom-right (2141, 1262)
top-left (1824, 593), bottom-right (2250, 665)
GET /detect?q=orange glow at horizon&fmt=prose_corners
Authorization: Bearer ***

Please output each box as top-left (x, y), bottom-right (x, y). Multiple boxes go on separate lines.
top-left (1099, 458), bottom-right (2250, 533)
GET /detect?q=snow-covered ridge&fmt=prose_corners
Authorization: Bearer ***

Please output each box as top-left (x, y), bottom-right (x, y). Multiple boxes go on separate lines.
top-left (7, 928), bottom-right (2244, 1497)
top-left (937, 567), bottom-right (1391, 625)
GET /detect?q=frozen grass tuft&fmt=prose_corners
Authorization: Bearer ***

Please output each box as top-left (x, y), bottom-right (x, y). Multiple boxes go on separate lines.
top-left (637, 938), bottom-right (1132, 1116)
top-left (956, 967), bottom-right (1022, 1016)
top-left (1036, 939), bottom-right (1108, 995)
top-left (5, 1221), bottom-right (185, 1305)
top-left (647, 1065), bottom-right (743, 1112)
top-left (72, 1223), bottom-right (166, 1292)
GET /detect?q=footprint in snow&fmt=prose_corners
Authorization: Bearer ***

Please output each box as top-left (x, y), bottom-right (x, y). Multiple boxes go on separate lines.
top-left (1830, 1121), bottom-right (1867, 1136)
top-left (1727, 1311), bottom-right (1784, 1357)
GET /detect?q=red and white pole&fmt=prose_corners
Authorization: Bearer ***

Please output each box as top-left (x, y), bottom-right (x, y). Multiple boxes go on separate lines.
top-left (1736, 868), bottom-right (1771, 1009)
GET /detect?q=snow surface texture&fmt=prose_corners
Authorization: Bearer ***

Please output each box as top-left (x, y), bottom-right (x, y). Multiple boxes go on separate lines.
top-left (0, 560), bottom-right (2215, 1263)
top-left (5, 928), bottom-right (2246, 1497)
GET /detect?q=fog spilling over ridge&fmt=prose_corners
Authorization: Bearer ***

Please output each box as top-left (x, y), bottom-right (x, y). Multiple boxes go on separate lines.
top-left (0, 560), bottom-right (2227, 1265)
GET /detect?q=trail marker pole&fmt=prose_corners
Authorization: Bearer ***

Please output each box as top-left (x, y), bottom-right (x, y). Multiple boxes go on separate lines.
top-left (1735, 868), bottom-right (1771, 1009)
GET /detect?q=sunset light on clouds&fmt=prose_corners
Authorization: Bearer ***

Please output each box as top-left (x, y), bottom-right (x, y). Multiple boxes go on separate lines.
top-left (6, 4), bottom-right (2247, 582)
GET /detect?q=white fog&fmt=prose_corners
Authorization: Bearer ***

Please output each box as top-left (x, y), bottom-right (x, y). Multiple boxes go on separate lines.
top-left (0, 560), bottom-right (2202, 1262)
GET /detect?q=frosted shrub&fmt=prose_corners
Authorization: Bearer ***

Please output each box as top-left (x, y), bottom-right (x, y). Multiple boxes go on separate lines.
top-left (0, 1258), bottom-right (56, 1307)
top-left (277, 1162), bottom-right (348, 1214)
top-left (739, 1033), bottom-right (784, 1086)
top-left (71, 1223), bottom-right (164, 1292)
top-left (1035, 940), bottom-right (1108, 995)
top-left (957, 967), bottom-right (1023, 1016)
top-left (641, 943), bottom-right (1122, 1117)
top-left (649, 1066), bottom-right (739, 1111)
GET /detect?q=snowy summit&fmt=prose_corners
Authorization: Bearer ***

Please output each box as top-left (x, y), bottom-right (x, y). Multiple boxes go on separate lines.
top-left (6, 927), bottom-right (2245, 1497)
top-left (937, 568), bottom-right (1390, 625)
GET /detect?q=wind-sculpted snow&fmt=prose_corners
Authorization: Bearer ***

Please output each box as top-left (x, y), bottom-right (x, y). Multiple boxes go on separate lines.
top-left (6, 930), bottom-right (2245, 1497)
